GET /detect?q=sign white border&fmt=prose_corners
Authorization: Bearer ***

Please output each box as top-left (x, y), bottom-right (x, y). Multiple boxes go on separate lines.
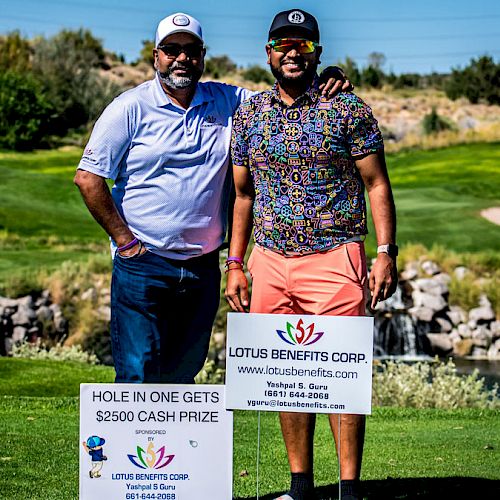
top-left (79, 384), bottom-right (233, 500)
top-left (225, 313), bottom-right (374, 414)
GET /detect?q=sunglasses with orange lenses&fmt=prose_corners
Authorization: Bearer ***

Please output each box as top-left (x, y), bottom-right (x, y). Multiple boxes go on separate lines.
top-left (267, 38), bottom-right (318, 54)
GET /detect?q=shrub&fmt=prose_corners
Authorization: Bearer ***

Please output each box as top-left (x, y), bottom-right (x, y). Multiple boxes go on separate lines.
top-left (194, 359), bottom-right (225, 384)
top-left (448, 276), bottom-right (482, 312)
top-left (0, 70), bottom-right (53, 150)
top-left (372, 358), bottom-right (499, 409)
top-left (421, 107), bottom-right (454, 135)
top-left (0, 271), bottom-right (44, 298)
top-left (241, 65), bottom-right (274, 85)
top-left (11, 339), bottom-right (99, 364)
top-left (397, 243), bottom-right (500, 316)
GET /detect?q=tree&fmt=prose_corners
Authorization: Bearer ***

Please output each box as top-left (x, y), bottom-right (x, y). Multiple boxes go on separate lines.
top-left (392, 73), bottom-right (421, 89)
top-left (445, 55), bottom-right (500, 105)
top-left (335, 57), bottom-right (361, 87)
top-left (55, 29), bottom-right (106, 67)
top-left (0, 71), bottom-right (53, 150)
top-left (359, 52), bottom-right (387, 88)
top-left (367, 52), bottom-right (386, 71)
top-left (361, 65), bottom-right (384, 88)
top-left (205, 55), bottom-right (237, 79)
top-left (137, 39), bottom-right (155, 67)
top-left (0, 29), bottom-right (119, 148)
top-left (0, 31), bottom-right (32, 73)
top-left (31, 29), bottom-right (119, 136)
top-left (241, 65), bottom-right (273, 84)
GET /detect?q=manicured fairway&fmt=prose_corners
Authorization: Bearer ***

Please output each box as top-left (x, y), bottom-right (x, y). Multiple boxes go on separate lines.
top-left (0, 359), bottom-right (498, 499)
top-left (1, 143), bottom-right (499, 283)
top-left (0, 148), bottom-right (109, 283)
top-left (376, 142), bottom-right (500, 255)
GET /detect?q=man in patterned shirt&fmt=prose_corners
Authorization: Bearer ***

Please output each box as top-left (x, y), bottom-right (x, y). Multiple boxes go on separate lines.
top-left (226, 9), bottom-right (398, 500)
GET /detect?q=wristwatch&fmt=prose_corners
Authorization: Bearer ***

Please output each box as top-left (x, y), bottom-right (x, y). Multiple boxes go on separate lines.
top-left (377, 244), bottom-right (398, 258)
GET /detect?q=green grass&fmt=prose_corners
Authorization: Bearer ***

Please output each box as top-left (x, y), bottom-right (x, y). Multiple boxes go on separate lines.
top-left (1, 142), bottom-right (499, 285)
top-left (380, 142), bottom-right (500, 254)
top-left (0, 358), bottom-right (114, 396)
top-left (0, 148), bottom-right (109, 284)
top-left (0, 149), bottom-right (104, 240)
top-left (0, 359), bottom-right (499, 499)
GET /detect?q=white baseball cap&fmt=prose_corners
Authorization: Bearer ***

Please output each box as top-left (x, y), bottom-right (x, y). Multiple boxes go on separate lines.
top-left (155, 13), bottom-right (204, 47)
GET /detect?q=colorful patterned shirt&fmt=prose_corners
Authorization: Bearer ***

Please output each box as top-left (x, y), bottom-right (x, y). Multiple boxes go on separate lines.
top-left (231, 81), bottom-right (384, 255)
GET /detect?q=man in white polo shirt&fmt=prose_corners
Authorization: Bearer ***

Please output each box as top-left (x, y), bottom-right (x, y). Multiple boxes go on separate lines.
top-left (74, 12), bottom-right (349, 383)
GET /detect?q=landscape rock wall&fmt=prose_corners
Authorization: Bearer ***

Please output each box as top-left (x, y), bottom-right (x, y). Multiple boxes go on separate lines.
top-left (1, 259), bottom-right (498, 362)
top-left (376, 259), bottom-right (499, 359)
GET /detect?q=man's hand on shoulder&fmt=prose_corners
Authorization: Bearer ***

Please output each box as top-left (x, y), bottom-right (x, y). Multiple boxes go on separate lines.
top-left (369, 253), bottom-right (398, 309)
top-left (318, 66), bottom-right (354, 97)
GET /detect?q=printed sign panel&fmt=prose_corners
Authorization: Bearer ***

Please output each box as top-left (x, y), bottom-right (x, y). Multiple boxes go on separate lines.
top-left (225, 313), bottom-right (374, 414)
top-left (80, 384), bottom-right (232, 500)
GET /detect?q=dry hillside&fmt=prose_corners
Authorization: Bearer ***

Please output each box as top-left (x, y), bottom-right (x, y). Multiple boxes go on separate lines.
top-left (100, 61), bottom-right (500, 150)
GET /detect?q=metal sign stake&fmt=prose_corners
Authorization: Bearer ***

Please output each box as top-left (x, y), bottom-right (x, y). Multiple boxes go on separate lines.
top-left (338, 414), bottom-right (342, 500)
top-left (256, 410), bottom-right (262, 499)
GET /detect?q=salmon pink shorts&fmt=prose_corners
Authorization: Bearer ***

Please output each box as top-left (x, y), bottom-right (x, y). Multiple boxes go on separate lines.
top-left (247, 242), bottom-right (367, 317)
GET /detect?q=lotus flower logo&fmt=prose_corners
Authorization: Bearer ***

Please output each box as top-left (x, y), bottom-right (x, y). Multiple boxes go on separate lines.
top-left (128, 441), bottom-right (174, 470)
top-left (276, 319), bottom-right (324, 346)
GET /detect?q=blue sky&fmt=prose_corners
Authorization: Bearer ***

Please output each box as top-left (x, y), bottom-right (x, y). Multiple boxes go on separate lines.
top-left (1, 0), bottom-right (499, 74)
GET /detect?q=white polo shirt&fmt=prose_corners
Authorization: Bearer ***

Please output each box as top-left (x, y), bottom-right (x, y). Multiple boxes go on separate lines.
top-left (78, 75), bottom-right (253, 259)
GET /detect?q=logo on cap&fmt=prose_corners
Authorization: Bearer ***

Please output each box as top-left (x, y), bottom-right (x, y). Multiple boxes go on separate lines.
top-left (288, 10), bottom-right (305, 24)
top-left (173, 14), bottom-right (190, 26)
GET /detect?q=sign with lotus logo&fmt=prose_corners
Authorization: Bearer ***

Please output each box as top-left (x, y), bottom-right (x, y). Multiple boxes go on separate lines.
top-left (79, 384), bottom-right (232, 499)
top-left (225, 313), bottom-right (374, 415)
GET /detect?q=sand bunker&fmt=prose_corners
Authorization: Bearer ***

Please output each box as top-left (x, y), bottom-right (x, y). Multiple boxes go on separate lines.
top-left (481, 207), bottom-right (500, 226)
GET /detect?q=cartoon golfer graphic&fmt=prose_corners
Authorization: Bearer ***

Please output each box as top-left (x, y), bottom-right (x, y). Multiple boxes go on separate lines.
top-left (82, 435), bottom-right (107, 478)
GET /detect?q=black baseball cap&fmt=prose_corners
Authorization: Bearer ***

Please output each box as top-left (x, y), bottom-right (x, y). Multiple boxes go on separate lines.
top-left (268, 9), bottom-right (320, 42)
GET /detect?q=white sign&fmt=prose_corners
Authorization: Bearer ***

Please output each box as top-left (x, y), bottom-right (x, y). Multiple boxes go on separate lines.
top-left (225, 313), bottom-right (374, 414)
top-left (80, 384), bottom-right (233, 500)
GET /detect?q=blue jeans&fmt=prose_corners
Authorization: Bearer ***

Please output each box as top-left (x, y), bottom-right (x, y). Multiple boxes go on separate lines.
top-left (110, 249), bottom-right (221, 383)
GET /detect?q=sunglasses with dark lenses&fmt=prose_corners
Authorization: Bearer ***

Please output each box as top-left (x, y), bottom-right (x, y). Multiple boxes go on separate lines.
top-left (157, 43), bottom-right (205, 59)
top-left (268, 38), bottom-right (318, 54)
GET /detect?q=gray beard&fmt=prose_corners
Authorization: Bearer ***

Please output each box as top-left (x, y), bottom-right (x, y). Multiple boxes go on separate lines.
top-left (157, 69), bottom-right (193, 89)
